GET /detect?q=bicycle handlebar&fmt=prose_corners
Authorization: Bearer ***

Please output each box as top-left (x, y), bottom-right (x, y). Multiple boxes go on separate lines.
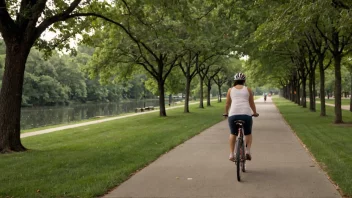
top-left (222, 113), bottom-right (259, 117)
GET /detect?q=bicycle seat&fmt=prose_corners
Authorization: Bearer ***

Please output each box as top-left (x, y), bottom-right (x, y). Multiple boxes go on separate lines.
top-left (235, 120), bottom-right (245, 125)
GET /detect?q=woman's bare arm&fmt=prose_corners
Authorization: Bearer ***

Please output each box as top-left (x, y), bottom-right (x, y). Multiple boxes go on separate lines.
top-left (248, 88), bottom-right (258, 115)
top-left (224, 88), bottom-right (232, 116)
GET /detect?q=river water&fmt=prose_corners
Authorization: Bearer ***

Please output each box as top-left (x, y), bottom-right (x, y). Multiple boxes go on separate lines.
top-left (20, 99), bottom-right (172, 130)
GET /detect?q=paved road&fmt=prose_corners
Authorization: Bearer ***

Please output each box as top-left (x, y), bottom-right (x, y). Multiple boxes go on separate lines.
top-left (104, 97), bottom-right (340, 198)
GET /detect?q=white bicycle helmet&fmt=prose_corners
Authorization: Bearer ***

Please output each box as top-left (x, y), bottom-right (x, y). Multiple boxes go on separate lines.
top-left (234, 73), bottom-right (246, 80)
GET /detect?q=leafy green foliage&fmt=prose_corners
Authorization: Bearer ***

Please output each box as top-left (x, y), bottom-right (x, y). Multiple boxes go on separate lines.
top-left (82, 0), bottom-right (259, 113)
top-left (14, 46), bottom-right (157, 106)
top-left (165, 67), bottom-right (186, 95)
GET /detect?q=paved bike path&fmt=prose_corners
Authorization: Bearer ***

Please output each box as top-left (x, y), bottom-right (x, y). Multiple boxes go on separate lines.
top-left (304, 99), bottom-right (349, 111)
top-left (317, 101), bottom-right (350, 111)
top-left (104, 97), bottom-right (340, 198)
top-left (21, 101), bottom-right (205, 138)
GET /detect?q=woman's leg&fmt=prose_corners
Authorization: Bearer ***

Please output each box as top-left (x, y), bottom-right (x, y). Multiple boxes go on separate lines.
top-left (244, 116), bottom-right (253, 160)
top-left (245, 134), bottom-right (252, 153)
top-left (228, 116), bottom-right (238, 161)
top-left (229, 134), bottom-right (236, 155)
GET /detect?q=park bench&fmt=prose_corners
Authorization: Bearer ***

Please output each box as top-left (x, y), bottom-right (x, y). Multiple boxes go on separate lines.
top-left (134, 106), bottom-right (155, 113)
top-left (144, 106), bottom-right (154, 110)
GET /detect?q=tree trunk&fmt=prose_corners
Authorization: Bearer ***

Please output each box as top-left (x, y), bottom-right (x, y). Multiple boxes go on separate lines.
top-left (0, 43), bottom-right (30, 153)
top-left (296, 80), bottom-right (301, 105)
top-left (285, 85), bottom-right (288, 99)
top-left (199, 76), bottom-right (204, 108)
top-left (311, 71), bottom-right (316, 111)
top-left (184, 77), bottom-right (191, 113)
top-left (157, 80), bottom-right (167, 116)
top-left (333, 54), bottom-right (343, 123)
top-left (293, 76), bottom-right (297, 104)
top-left (313, 73), bottom-right (316, 111)
top-left (308, 74), bottom-right (313, 110)
top-left (290, 81), bottom-right (294, 102)
top-left (319, 59), bottom-right (326, 116)
top-left (207, 79), bottom-right (211, 106)
top-left (308, 71), bottom-right (315, 112)
top-left (293, 73), bottom-right (299, 105)
top-left (349, 68), bottom-right (352, 112)
top-left (168, 94), bottom-right (172, 106)
top-left (302, 77), bottom-right (307, 108)
top-left (350, 71), bottom-right (352, 112)
top-left (218, 85), bottom-right (222, 102)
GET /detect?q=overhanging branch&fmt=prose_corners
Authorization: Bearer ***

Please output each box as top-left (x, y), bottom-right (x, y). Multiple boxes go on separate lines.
top-left (0, 1), bottom-right (17, 40)
top-left (121, 0), bottom-right (131, 14)
top-left (315, 19), bottom-right (333, 46)
top-left (34, 0), bottom-right (84, 39)
top-left (163, 55), bottom-right (179, 82)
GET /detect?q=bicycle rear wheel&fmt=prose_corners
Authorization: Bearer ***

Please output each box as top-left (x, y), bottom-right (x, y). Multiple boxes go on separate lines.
top-left (235, 139), bottom-right (242, 181)
top-left (241, 141), bottom-right (246, 172)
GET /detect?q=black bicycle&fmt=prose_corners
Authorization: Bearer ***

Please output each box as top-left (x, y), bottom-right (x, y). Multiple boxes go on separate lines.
top-left (234, 120), bottom-right (246, 182)
top-left (223, 114), bottom-right (258, 181)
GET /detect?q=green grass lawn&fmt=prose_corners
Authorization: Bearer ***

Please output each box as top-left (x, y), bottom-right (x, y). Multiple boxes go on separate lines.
top-left (315, 98), bottom-right (351, 106)
top-left (0, 102), bottom-right (224, 198)
top-left (273, 97), bottom-right (352, 197)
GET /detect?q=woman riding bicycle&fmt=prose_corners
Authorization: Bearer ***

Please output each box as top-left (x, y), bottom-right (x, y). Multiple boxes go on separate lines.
top-left (223, 73), bottom-right (259, 161)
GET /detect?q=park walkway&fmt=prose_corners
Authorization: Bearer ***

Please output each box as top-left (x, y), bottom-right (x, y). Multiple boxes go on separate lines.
top-left (305, 99), bottom-right (349, 111)
top-left (104, 97), bottom-right (340, 198)
top-left (317, 101), bottom-right (349, 111)
top-left (21, 101), bottom-right (204, 138)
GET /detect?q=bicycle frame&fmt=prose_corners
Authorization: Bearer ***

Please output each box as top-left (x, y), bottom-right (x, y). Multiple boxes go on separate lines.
top-left (237, 124), bottom-right (244, 141)
top-left (236, 124), bottom-right (245, 164)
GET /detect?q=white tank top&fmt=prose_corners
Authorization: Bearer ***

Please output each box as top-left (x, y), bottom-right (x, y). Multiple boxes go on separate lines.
top-left (228, 86), bottom-right (252, 116)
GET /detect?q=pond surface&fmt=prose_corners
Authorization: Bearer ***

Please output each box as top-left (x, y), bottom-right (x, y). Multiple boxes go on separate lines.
top-left (20, 99), bottom-right (174, 130)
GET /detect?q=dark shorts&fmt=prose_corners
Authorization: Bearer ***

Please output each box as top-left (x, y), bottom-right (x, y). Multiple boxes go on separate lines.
top-left (228, 115), bottom-right (253, 136)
